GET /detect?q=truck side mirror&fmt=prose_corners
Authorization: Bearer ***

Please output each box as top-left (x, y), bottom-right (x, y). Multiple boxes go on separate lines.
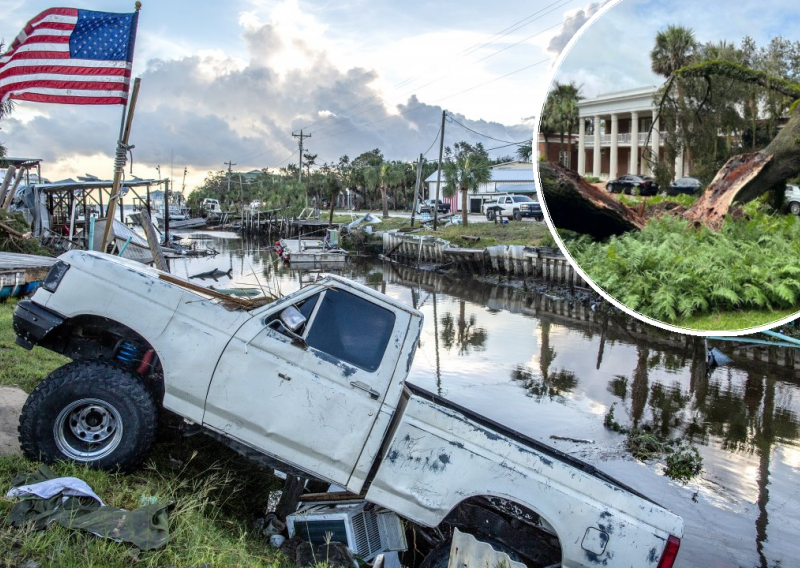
top-left (280, 306), bottom-right (307, 332)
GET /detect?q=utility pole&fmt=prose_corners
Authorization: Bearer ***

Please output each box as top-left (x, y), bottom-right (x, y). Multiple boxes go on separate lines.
top-left (411, 153), bottom-right (423, 228)
top-left (293, 129), bottom-right (311, 209)
top-left (224, 160), bottom-right (236, 208)
top-left (434, 110), bottom-right (446, 231)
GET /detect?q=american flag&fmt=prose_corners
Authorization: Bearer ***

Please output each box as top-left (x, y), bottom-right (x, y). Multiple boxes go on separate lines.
top-left (0, 7), bottom-right (138, 105)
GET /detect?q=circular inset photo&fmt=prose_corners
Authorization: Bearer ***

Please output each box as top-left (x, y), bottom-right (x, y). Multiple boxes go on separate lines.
top-left (535, 0), bottom-right (800, 335)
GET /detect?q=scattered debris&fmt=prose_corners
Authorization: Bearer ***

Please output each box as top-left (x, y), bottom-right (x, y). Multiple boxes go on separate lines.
top-left (6, 465), bottom-right (170, 550)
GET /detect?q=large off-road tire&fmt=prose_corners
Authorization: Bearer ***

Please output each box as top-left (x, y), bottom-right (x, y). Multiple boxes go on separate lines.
top-left (790, 201), bottom-right (800, 215)
top-left (512, 209), bottom-right (522, 221)
top-left (18, 360), bottom-right (157, 472)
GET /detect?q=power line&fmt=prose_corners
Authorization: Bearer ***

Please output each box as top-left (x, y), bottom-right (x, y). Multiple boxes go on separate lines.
top-left (423, 123), bottom-right (442, 157)
top-left (296, 1), bottom-right (575, 137)
top-left (310, 57), bottom-right (548, 145)
top-left (446, 115), bottom-right (522, 144)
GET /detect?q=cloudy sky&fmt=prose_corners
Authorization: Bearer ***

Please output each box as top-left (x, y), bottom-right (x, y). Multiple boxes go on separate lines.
top-left (552, 0), bottom-right (800, 99)
top-left (0, 0), bottom-right (600, 191)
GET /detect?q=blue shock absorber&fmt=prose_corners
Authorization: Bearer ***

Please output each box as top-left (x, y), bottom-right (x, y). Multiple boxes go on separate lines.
top-left (116, 340), bottom-right (143, 369)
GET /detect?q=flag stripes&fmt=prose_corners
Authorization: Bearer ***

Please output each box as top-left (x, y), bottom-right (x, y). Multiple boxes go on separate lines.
top-left (0, 7), bottom-right (137, 105)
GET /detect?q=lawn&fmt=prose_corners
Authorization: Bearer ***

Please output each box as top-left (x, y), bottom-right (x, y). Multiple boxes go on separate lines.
top-left (0, 300), bottom-right (68, 393)
top-left (0, 299), bottom-right (291, 568)
top-left (332, 211), bottom-right (551, 247)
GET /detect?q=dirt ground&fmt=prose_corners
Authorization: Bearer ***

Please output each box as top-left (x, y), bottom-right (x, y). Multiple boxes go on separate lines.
top-left (0, 386), bottom-right (25, 456)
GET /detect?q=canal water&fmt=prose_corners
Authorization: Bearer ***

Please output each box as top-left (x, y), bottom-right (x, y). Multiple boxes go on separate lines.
top-left (171, 231), bottom-right (799, 568)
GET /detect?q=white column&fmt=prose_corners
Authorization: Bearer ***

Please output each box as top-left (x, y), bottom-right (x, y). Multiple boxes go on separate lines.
top-left (630, 111), bottom-right (639, 175)
top-left (675, 148), bottom-right (684, 179)
top-left (609, 114), bottom-right (619, 180)
top-left (578, 117), bottom-right (586, 175)
top-left (651, 114), bottom-right (660, 173)
top-left (592, 115), bottom-right (601, 177)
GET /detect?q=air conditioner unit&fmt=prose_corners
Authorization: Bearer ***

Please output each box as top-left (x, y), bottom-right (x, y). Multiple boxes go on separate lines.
top-left (287, 502), bottom-right (407, 561)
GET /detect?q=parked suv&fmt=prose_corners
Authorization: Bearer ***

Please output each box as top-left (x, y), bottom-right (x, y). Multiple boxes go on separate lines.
top-left (606, 175), bottom-right (659, 196)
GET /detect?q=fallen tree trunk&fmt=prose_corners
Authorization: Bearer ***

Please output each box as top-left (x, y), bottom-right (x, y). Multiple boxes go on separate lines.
top-left (685, 105), bottom-right (800, 228)
top-left (539, 161), bottom-right (645, 238)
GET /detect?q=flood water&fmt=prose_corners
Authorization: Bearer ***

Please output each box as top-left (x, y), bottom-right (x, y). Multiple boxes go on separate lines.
top-left (171, 231), bottom-right (800, 568)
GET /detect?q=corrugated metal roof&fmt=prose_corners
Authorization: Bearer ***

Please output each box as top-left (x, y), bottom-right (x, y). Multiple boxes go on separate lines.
top-left (0, 252), bottom-right (56, 271)
top-left (425, 168), bottom-right (534, 183)
top-left (496, 183), bottom-right (536, 193)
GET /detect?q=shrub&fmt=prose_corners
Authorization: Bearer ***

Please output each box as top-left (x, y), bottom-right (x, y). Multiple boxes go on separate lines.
top-left (567, 206), bottom-right (800, 322)
top-left (665, 446), bottom-right (703, 481)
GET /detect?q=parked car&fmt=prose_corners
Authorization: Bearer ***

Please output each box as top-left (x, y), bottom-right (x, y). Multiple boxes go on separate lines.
top-left (417, 199), bottom-right (450, 215)
top-left (13, 251), bottom-right (684, 568)
top-left (482, 194), bottom-right (543, 221)
top-left (785, 184), bottom-right (800, 215)
top-left (606, 175), bottom-right (659, 196)
top-left (668, 177), bottom-right (702, 196)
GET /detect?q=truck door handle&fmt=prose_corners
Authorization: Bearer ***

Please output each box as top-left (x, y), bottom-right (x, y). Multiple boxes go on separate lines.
top-left (350, 380), bottom-right (380, 399)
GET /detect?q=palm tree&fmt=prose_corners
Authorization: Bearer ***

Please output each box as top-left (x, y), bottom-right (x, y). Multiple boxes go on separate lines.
top-left (651, 25), bottom-right (698, 168)
top-left (651, 25), bottom-right (698, 78)
top-left (516, 141), bottom-right (532, 162)
top-left (442, 142), bottom-right (491, 226)
top-left (556, 83), bottom-right (582, 169)
top-left (542, 83), bottom-right (582, 168)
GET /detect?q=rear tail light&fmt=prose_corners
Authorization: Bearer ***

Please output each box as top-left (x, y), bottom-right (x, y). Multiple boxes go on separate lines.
top-left (656, 535), bottom-right (681, 568)
top-left (42, 260), bottom-right (70, 293)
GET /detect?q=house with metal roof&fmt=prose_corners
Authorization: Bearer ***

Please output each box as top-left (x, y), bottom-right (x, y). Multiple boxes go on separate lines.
top-left (424, 161), bottom-right (535, 213)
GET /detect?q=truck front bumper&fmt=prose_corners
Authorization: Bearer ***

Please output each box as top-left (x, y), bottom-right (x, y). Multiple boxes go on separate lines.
top-left (13, 300), bottom-right (65, 350)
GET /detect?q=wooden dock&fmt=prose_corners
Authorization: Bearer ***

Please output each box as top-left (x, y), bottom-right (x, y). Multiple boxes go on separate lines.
top-left (381, 232), bottom-right (583, 285)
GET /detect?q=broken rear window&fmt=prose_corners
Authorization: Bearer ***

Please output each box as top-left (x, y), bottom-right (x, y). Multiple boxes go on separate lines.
top-left (305, 289), bottom-right (395, 372)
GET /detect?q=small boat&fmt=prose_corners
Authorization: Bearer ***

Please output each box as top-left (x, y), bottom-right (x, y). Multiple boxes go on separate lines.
top-left (275, 229), bottom-right (348, 265)
top-left (0, 252), bottom-right (57, 299)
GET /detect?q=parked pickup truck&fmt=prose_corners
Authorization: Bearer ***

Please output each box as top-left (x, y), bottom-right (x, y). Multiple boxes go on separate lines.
top-left (14, 251), bottom-right (683, 568)
top-left (483, 194), bottom-right (543, 221)
top-left (417, 199), bottom-right (451, 215)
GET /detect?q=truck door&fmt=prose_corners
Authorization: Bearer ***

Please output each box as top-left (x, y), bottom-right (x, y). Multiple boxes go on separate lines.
top-left (203, 285), bottom-right (409, 486)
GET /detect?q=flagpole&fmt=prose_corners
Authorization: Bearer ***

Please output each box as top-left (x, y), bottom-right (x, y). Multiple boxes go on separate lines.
top-left (100, 2), bottom-right (142, 252)
top-left (100, 77), bottom-right (141, 252)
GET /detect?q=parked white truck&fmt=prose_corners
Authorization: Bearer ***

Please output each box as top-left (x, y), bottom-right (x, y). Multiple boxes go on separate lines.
top-left (482, 194), bottom-right (543, 222)
top-left (13, 251), bottom-right (683, 568)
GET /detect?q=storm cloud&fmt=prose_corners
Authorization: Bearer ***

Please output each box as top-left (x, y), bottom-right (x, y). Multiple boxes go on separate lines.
top-left (1, 15), bottom-right (532, 185)
top-left (547, 2), bottom-right (603, 56)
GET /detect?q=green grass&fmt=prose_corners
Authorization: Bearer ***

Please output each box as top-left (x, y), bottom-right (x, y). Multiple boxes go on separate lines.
top-left (0, 301), bottom-right (291, 568)
top-left (1, 443), bottom-right (289, 567)
top-left (420, 222), bottom-right (550, 248)
top-left (332, 211), bottom-right (550, 247)
top-left (677, 307), bottom-right (799, 331)
top-left (566, 204), bottom-right (800, 330)
top-left (0, 299), bottom-right (68, 392)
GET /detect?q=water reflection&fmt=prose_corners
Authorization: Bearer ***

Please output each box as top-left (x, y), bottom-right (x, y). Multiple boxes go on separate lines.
top-left (440, 301), bottom-right (488, 355)
top-left (174, 233), bottom-right (800, 566)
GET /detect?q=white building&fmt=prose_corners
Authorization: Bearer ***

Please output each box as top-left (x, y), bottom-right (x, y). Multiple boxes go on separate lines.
top-left (425, 161), bottom-right (534, 213)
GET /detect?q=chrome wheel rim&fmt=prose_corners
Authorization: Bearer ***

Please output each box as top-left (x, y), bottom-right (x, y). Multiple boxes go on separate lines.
top-left (54, 398), bottom-right (123, 461)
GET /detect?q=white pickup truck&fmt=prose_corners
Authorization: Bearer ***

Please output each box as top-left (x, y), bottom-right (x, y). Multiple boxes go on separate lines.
top-left (13, 251), bottom-right (683, 568)
top-left (482, 194), bottom-right (543, 221)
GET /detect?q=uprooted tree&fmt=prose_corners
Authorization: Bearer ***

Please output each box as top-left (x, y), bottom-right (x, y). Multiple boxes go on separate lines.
top-left (541, 60), bottom-right (800, 236)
